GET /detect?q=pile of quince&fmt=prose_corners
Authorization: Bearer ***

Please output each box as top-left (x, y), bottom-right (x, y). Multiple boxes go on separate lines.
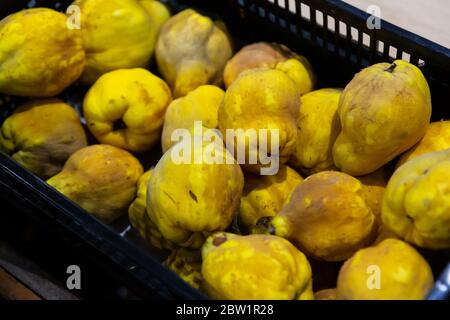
top-left (0, 0), bottom-right (449, 300)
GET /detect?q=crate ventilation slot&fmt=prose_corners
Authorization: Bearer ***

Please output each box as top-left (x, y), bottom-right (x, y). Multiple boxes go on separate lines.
top-left (389, 46), bottom-right (398, 59)
top-left (350, 27), bottom-right (359, 42)
top-left (315, 10), bottom-right (324, 27)
top-left (235, 0), bottom-right (434, 69)
top-left (276, 0), bottom-right (286, 8)
top-left (327, 15), bottom-right (335, 31)
top-left (300, 3), bottom-right (310, 20)
top-left (377, 40), bottom-right (385, 54)
top-left (402, 52), bottom-right (411, 62)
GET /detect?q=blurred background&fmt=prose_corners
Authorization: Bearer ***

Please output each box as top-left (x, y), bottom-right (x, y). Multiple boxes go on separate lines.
top-left (344, 0), bottom-right (450, 49)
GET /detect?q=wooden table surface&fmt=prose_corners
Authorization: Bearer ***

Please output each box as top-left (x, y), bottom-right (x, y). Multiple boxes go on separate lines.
top-left (0, 241), bottom-right (78, 300)
top-left (343, 0), bottom-right (450, 49)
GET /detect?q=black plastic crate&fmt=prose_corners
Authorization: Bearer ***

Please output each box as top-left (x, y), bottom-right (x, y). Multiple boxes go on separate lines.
top-left (0, 0), bottom-right (449, 299)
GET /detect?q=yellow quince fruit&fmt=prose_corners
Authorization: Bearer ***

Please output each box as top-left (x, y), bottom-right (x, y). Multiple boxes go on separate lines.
top-left (289, 88), bottom-right (342, 174)
top-left (397, 120), bottom-right (450, 167)
top-left (74, 0), bottom-right (169, 84)
top-left (382, 148), bottom-right (450, 249)
top-left (337, 239), bottom-right (434, 300)
top-left (128, 169), bottom-right (173, 249)
top-left (218, 68), bottom-right (300, 173)
top-left (201, 232), bottom-right (313, 300)
top-left (333, 60), bottom-right (431, 176)
top-left (0, 99), bottom-right (87, 179)
top-left (147, 128), bottom-right (244, 248)
top-left (239, 165), bottom-right (303, 234)
top-left (161, 85), bottom-right (224, 153)
top-left (0, 8), bottom-right (85, 97)
top-left (156, 9), bottom-right (232, 97)
top-left (223, 42), bottom-right (315, 94)
top-left (165, 248), bottom-right (203, 289)
top-left (265, 171), bottom-right (377, 261)
top-left (47, 144), bottom-right (143, 223)
top-left (83, 68), bottom-right (172, 152)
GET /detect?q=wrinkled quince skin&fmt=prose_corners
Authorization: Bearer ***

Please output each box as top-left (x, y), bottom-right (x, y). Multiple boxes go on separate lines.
top-left (201, 232), bottom-right (313, 300)
top-left (239, 165), bottom-right (303, 234)
top-left (161, 85), bottom-right (224, 153)
top-left (83, 68), bottom-right (172, 152)
top-left (274, 54), bottom-right (315, 97)
top-left (128, 169), bottom-right (174, 249)
top-left (333, 60), bottom-right (432, 176)
top-left (357, 168), bottom-right (399, 244)
top-left (356, 167), bottom-right (390, 225)
top-left (74, 0), bottom-right (169, 84)
top-left (156, 9), bottom-right (232, 97)
top-left (382, 148), bottom-right (450, 249)
top-left (139, 0), bottom-right (171, 28)
top-left (337, 239), bottom-right (434, 300)
top-left (147, 128), bottom-right (244, 248)
top-left (223, 42), bottom-right (315, 95)
top-left (47, 144), bottom-right (143, 223)
top-left (289, 88), bottom-right (342, 174)
top-left (0, 99), bottom-right (87, 179)
top-left (266, 171), bottom-right (377, 261)
top-left (397, 120), bottom-right (450, 167)
top-left (0, 8), bottom-right (85, 97)
top-left (218, 68), bottom-right (300, 173)
top-left (129, 169), bottom-right (153, 238)
top-left (165, 248), bottom-right (203, 289)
